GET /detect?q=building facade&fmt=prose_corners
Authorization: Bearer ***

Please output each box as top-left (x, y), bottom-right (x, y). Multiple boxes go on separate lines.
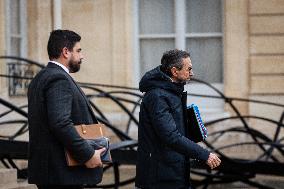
top-left (0, 0), bottom-right (283, 118)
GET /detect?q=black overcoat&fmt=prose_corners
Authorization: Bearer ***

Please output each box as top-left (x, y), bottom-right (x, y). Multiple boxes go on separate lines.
top-left (135, 66), bottom-right (210, 189)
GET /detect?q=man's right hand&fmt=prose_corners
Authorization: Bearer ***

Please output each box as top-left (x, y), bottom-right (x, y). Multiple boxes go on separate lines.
top-left (206, 153), bottom-right (221, 169)
top-left (85, 148), bottom-right (106, 168)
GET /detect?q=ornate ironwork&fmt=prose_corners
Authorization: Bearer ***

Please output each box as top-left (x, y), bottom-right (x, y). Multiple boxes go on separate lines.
top-left (7, 62), bottom-right (33, 96)
top-left (0, 56), bottom-right (283, 189)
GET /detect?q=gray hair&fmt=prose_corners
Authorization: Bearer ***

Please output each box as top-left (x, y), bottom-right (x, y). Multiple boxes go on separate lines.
top-left (160, 49), bottom-right (190, 77)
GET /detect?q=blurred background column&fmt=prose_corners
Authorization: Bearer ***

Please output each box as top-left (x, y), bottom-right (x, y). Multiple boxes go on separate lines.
top-left (224, 0), bottom-right (249, 114)
top-left (53, 0), bottom-right (62, 29)
top-left (175, 0), bottom-right (185, 50)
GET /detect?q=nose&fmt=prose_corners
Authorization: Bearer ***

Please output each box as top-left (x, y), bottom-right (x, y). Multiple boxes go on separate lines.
top-left (190, 70), bottom-right (194, 77)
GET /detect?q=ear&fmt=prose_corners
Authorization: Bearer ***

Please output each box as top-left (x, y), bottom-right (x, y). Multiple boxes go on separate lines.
top-left (170, 67), bottom-right (178, 77)
top-left (62, 47), bottom-right (70, 58)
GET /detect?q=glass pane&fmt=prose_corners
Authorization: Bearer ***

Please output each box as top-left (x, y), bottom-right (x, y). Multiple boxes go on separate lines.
top-left (139, 0), bottom-right (174, 34)
top-left (11, 37), bottom-right (21, 56)
top-left (10, 0), bottom-right (21, 34)
top-left (186, 38), bottom-right (222, 83)
top-left (186, 0), bottom-right (222, 33)
top-left (140, 39), bottom-right (174, 77)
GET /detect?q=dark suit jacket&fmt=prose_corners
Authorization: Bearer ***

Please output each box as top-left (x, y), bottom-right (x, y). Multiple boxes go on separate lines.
top-left (28, 63), bottom-right (102, 185)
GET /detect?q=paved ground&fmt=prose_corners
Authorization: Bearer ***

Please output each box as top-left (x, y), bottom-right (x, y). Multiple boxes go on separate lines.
top-left (98, 165), bottom-right (284, 189)
top-left (99, 165), bottom-right (136, 189)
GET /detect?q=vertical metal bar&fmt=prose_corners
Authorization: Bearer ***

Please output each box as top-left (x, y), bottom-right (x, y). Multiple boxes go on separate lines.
top-left (113, 163), bottom-right (120, 189)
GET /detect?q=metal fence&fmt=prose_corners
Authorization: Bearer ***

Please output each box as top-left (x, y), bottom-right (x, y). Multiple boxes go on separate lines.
top-left (0, 56), bottom-right (283, 189)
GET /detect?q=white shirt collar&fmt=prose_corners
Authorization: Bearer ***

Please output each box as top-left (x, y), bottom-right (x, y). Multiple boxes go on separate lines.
top-left (49, 61), bottom-right (69, 74)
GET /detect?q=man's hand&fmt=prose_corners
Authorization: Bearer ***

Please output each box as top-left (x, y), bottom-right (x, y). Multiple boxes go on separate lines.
top-left (85, 148), bottom-right (106, 168)
top-left (206, 153), bottom-right (221, 169)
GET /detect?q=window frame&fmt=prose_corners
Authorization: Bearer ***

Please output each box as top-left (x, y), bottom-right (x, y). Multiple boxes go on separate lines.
top-left (133, 0), bottom-right (224, 86)
top-left (133, 0), bottom-right (225, 112)
top-left (5, 0), bottom-right (27, 57)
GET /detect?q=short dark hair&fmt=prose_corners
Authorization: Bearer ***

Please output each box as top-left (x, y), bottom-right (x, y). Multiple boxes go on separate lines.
top-left (47, 29), bottom-right (81, 60)
top-left (160, 49), bottom-right (190, 76)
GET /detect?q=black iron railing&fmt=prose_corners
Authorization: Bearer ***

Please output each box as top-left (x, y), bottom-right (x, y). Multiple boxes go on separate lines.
top-left (0, 56), bottom-right (283, 189)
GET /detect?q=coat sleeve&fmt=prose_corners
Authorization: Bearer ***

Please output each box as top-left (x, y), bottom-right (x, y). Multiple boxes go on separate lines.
top-left (45, 75), bottom-right (94, 164)
top-left (145, 91), bottom-right (210, 161)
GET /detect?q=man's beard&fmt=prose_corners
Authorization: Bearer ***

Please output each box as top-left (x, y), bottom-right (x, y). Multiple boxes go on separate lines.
top-left (68, 59), bottom-right (81, 73)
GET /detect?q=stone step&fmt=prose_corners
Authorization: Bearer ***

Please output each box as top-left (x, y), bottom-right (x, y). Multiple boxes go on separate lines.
top-left (0, 181), bottom-right (37, 189)
top-left (0, 169), bottom-right (17, 185)
top-left (0, 169), bottom-right (36, 189)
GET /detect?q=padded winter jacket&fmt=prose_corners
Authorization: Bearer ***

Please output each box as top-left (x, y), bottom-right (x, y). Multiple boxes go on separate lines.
top-left (135, 66), bottom-right (210, 189)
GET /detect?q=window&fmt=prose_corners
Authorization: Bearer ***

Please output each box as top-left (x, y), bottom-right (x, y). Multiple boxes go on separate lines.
top-left (5, 0), bottom-right (28, 96)
top-left (186, 0), bottom-right (222, 83)
top-left (135, 0), bottom-right (223, 83)
top-left (138, 0), bottom-right (175, 77)
top-left (134, 0), bottom-right (224, 112)
top-left (5, 0), bottom-right (27, 57)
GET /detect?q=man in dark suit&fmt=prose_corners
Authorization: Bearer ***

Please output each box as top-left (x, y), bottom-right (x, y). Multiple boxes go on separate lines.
top-left (135, 49), bottom-right (221, 189)
top-left (28, 30), bottom-right (105, 189)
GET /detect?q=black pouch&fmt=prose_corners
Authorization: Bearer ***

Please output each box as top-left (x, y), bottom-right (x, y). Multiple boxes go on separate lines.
top-left (86, 137), bottom-right (112, 163)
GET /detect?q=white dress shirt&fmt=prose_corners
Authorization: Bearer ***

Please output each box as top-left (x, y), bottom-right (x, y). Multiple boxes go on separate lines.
top-left (49, 61), bottom-right (69, 74)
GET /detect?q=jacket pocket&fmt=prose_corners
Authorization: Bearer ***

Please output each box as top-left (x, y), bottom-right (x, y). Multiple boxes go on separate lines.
top-left (156, 150), bottom-right (185, 182)
top-left (157, 160), bottom-right (185, 182)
